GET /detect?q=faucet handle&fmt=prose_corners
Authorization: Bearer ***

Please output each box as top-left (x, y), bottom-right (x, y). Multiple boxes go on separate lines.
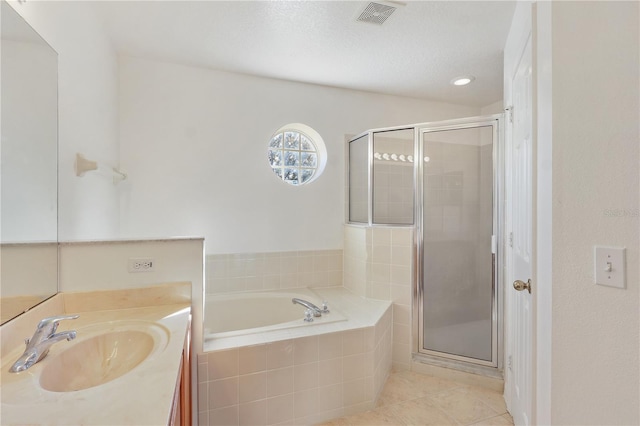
top-left (304, 309), bottom-right (314, 322)
top-left (321, 301), bottom-right (330, 314)
top-left (37, 314), bottom-right (79, 333)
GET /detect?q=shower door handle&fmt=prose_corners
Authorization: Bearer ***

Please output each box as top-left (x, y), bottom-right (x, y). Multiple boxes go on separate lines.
top-left (513, 279), bottom-right (531, 294)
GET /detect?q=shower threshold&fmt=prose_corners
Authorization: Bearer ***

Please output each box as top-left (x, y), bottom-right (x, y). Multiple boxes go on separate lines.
top-left (412, 352), bottom-right (504, 380)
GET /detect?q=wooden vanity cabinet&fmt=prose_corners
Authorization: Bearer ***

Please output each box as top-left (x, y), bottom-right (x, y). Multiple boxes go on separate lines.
top-left (169, 321), bottom-right (191, 426)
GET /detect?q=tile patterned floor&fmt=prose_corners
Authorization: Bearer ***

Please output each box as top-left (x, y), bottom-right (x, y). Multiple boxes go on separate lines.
top-left (318, 369), bottom-right (514, 426)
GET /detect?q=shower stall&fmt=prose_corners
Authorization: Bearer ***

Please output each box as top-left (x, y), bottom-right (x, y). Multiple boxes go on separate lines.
top-left (348, 115), bottom-right (503, 374)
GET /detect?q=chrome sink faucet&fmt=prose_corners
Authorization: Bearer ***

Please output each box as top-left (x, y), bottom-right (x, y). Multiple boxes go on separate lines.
top-left (9, 314), bottom-right (79, 373)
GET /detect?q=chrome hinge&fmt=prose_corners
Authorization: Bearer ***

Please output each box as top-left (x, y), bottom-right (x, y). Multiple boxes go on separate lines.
top-left (508, 232), bottom-right (513, 248)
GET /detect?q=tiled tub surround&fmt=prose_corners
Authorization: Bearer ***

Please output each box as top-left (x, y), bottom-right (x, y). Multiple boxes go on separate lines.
top-left (206, 250), bottom-right (343, 294)
top-left (0, 283), bottom-right (191, 425)
top-left (343, 225), bottom-right (413, 370)
top-left (198, 287), bottom-right (392, 425)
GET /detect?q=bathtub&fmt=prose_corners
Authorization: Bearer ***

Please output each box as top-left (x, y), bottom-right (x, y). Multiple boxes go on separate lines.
top-left (204, 288), bottom-right (346, 340)
top-left (199, 287), bottom-right (393, 425)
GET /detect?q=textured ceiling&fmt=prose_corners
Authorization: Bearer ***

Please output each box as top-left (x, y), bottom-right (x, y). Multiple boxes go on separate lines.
top-left (94, 1), bottom-right (516, 107)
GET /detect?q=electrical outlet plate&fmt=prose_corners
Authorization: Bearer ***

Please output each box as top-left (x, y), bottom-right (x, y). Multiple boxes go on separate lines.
top-left (128, 258), bottom-right (154, 273)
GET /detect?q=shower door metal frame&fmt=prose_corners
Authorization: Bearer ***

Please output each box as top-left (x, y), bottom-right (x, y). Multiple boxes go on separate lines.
top-left (347, 125), bottom-right (416, 227)
top-left (412, 114), bottom-right (504, 371)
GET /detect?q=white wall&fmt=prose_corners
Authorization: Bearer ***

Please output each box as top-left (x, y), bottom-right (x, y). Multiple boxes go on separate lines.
top-left (118, 56), bottom-right (478, 254)
top-left (481, 100), bottom-right (503, 115)
top-left (7, 1), bottom-right (120, 240)
top-left (549, 2), bottom-right (639, 424)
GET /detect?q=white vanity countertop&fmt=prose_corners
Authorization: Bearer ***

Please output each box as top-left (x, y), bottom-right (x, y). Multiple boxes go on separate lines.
top-left (0, 294), bottom-right (190, 425)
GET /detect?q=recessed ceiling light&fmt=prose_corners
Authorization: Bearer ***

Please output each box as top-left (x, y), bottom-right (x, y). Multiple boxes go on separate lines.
top-left (451, 76), bottom-right (476, 86)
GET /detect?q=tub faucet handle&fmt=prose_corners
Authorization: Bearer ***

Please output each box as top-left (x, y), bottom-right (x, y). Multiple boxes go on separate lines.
top-left (321, 301), bottom-right (330, 314)
top-left (304, 309), bottom-right (314, 322)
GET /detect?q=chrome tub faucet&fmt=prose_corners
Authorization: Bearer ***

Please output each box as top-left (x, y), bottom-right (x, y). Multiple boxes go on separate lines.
top-left (9, 314), bottom-right (79, 373)
top-left (292, 298), bottom-right (330, 320)
top-left (292, 298), bottom-right (323, 317)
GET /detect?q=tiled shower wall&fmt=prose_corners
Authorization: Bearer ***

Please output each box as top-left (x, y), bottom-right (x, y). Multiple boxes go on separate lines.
top-left (343, 225), bottom-right (413, 370)
top-left (372, 134), bottom-right (414, 224)
top-left (372, 161), bottom-right (414, 224)
top-left (206, 250), bottom-right (343, 294)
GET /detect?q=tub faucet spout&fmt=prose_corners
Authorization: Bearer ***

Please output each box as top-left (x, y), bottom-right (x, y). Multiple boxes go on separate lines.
top-left (292, 298), bottom-right (322, 317)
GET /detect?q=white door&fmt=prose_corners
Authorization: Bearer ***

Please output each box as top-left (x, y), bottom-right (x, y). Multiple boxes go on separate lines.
top-left (507, 34), bottom-right (533, 425)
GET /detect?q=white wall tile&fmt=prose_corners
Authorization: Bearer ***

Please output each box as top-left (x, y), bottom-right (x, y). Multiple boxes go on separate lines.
top-left (294, 388), bottom-right (319, 419)
top-left (317, 383), bottom-right (343, 412)
top-left (266, 367), bottom-right (294, 397)
top-left (372, 228), bottom-right (391, 246)
top-left (239, 400), bottom-right (266, 426)
top-left (266, 394), bottom-right (294, 425)
top-left (393, 323), bottom-right (410, 345)
top-left (343, 354), bottom-right (367, 381)
top-left (393, 303), bottom-right (411, 326)
top-left (198, 382), bottom-right (208, 412)
top-left (198, 360), bottom-right (208, 383)
top-left (390, 265), bottom-right (412, 286)
top-left (238, 372), bottom-right (266, 403)
top-left (266, 340), bottom-right (294, 370)
top-left (368, 283), bottom-right (390, 301)
top-left (391, 228), bottom-right (413, 246)
top-left (364, 328), bottom-right (376, 352)
top-left (392, 342), bottom-right (411, 367)
top-left (239, 344), bottom-right (266, 375)
top-left (206, 249), bottom-right (344, 295)
top-left (294, 336), bottom-right (319, 365)
top-left (391, 246), bottom-right (412, 266)
top-left (209, 377), bottom-right (239, 409)
top-left (370, 263), bottom-right (390, 282)
top-left (343, 378), bottom-right (367, 406)
top-left (208, 406), bottom-right (239, 426)
top-left (318, 332), bottom-right (342, 360)
top-left (372, 245), bottom-right (391, 263)
top-left (342, 329), bottom-right (365, 355)
top-left (318, 358), bottom-right (343, 387)
top-left (294, 362), bottom-right (319, 391)
top-left (390, 284), bottom-right (411, 305)
top-left (208, 348), bottom-right (239, 380)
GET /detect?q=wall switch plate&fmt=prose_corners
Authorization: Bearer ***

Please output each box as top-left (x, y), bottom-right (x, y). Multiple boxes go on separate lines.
top-left (128, 258), bottom-right (154, 273)
top-left (594, 246), bottom-right (626, 289)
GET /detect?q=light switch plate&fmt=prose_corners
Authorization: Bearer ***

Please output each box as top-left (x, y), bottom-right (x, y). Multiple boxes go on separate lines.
top-left (594, 246), bottom-right (626, 289)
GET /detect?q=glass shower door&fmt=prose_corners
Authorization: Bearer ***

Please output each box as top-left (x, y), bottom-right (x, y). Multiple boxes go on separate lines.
top-left (418, 121), bottom-right (498, 366)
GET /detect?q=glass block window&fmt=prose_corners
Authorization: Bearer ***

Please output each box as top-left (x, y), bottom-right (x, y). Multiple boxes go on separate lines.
top-left (268, 123), bottom-right (326, 185)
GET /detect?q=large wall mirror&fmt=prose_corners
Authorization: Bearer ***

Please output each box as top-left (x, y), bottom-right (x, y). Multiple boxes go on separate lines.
top-left (1, 1), bottom-right (58, 324)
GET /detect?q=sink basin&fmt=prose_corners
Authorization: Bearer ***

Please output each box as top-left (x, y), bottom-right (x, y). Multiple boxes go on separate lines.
top-left (35, 322), bottom-right (168, 392)
top-left (39, 330), bottom-right (155, 392)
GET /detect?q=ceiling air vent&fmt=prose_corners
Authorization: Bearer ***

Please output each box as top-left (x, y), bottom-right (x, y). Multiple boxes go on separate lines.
top-left (357, 2), bottom-right (397, 25)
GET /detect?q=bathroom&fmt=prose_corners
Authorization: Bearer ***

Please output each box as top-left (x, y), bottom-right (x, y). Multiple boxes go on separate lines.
top-left (1, 1), bottom-right (638, 426)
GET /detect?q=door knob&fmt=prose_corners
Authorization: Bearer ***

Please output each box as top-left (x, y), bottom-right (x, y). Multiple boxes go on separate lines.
top-left (513, 279), bottom-right (531, 294)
